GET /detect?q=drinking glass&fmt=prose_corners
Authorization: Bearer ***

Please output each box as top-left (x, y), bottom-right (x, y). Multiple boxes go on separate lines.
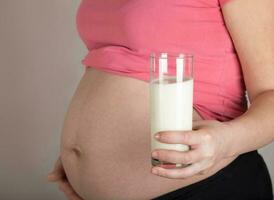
top-left (150, 52), bottom-right (194, 169)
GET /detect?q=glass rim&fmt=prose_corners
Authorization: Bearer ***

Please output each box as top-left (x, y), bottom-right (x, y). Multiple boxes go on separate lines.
top-left (150, 52), bottom-right (194, 59)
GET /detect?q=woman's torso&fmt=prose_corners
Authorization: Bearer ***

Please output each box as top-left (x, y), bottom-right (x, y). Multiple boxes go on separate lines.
top-left (60, 68), bottom-right (238, 200)
top-left (60, 0), bottom-right (247, 198)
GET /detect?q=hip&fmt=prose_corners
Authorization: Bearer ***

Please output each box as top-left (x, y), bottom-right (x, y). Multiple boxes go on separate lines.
top-left (153, 150), bottom-right (273, 200)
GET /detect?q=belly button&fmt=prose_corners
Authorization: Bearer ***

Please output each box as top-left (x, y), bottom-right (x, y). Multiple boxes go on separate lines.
top-left (71, 145), bottom-right (82, 157)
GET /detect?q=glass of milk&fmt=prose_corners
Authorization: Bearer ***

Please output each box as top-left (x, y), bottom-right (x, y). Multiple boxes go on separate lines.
top-left (150, 52), bottom-right (194, 169)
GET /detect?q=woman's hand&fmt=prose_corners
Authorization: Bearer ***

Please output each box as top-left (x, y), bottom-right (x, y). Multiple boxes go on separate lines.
top-left (47, 156), bottom-right (83, 200)
top-left (151, 120), bottom-right (237, 179)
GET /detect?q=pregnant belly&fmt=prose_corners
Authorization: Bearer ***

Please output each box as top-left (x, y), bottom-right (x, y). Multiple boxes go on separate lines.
top-left (60, 67), bottom-right (237, 200)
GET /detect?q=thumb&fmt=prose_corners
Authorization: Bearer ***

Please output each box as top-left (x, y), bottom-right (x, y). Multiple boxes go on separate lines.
top-left (192, 119), bottom-right (215, 130)
top-left (47, 157), bottom-right (65, 182)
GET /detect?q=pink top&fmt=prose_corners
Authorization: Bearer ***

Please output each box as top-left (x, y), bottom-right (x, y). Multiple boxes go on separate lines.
top-left (76, 0), bottom-right (247, 122)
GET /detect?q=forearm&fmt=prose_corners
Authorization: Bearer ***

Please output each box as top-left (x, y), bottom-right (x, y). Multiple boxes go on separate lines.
top-left (224, 89), bottom-right (274, 157)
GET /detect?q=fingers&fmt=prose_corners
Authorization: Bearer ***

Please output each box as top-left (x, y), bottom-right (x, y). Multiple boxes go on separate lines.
top-left (48, 172), bottom-right (65, 182)
top-left (192, 120), bottom-right (208, 130)
top-left (58, 180), bottom-right (83, 200)
top-left (155, 130), bottom-right (202, 145)
top-left (192, 120), bottom-right (219, 130)
top-left (47, 157), bottom-right (83, 200)
top-left (47, 157), bottom-right (65, 182)
top-left (151, 160), bottom-right (209, 179)
top-left (152, 149), bottom-right (202, 165)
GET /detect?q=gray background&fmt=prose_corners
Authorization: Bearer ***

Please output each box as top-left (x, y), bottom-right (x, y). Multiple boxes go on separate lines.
top-left (0, 0), bottom-right (273, 200)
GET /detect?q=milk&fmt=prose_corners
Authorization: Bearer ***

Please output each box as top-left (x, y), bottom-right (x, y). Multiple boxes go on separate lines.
top-left (150, 76), bottom-right (193, 168)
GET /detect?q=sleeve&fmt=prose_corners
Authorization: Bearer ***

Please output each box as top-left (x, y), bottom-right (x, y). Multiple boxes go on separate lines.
top-left (219, 0), bottom-right (233, 7)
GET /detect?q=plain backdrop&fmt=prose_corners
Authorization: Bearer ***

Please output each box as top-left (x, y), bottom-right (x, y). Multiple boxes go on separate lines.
top-left (0, 1), bottom-right (273, 200)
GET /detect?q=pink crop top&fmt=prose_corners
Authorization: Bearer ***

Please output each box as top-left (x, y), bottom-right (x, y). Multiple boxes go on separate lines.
top-left (76, 0), bottom-right (248, 122)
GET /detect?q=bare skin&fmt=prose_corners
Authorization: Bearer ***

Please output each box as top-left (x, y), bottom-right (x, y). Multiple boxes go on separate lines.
top-left (48, 67), bottom-right (238, 200)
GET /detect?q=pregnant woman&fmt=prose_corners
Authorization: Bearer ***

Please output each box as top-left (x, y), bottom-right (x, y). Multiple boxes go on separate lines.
top-left (47, 0), bottom-right (274, 199)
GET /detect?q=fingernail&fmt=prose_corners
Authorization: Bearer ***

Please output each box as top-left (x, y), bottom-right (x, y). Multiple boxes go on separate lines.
top-left (154, 133), bottom-right (160, 140)
top-left (47, 174), bottom-right (55, 180)
top-left (152, 168), bottom-right (158, 175)
top-left (152, 151), bottom-right (158, 158)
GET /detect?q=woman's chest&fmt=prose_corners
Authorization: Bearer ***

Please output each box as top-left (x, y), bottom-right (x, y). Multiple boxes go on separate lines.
top-left (76, 0), bottom-right (228, 55)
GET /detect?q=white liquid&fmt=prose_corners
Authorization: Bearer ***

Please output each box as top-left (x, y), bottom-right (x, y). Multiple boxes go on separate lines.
top-left (150, 77), bottom-right (193, 166)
